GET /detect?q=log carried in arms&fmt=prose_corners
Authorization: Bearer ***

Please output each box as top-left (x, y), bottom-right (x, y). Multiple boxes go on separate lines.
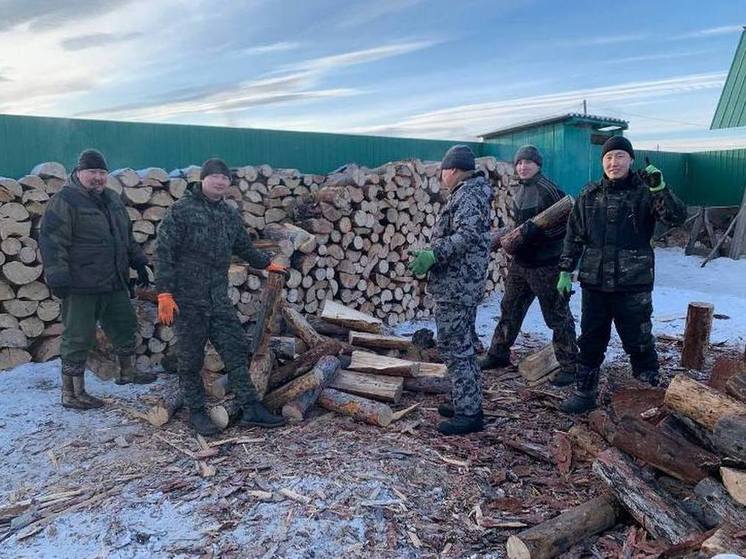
top-left (500, 195), bottom-right (573, 255)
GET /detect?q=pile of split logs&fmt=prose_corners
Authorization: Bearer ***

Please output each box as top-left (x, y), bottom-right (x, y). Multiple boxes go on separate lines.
top-left (140, 293), bottom-right (448, 431)
top-left (507, 354), bottom-right (746, 559)
top-left (0, 157), bottom-right (515, 371)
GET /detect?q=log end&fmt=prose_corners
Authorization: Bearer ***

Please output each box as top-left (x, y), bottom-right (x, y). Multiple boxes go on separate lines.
top-left (505, 536), bottom-right (531, 559)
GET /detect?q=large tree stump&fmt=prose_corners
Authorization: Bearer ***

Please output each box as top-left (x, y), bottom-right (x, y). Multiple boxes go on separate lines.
top-left (506, 494), bottom-right (621, 559)
top-left (713, 415), bottom-right (746, 462)
top-left (680, 302), bottom-right (714, 370)
top-left (318, 388), bottom-right (393, 427)
top-left (592, 448), bottom-right (704, 544)
top-left (664, 374), bottom-right (746, 430)
top-left (501, 195), bottom-right (573, 254)
top-left (280, 355), bottom-right (340, 422)
top-left (248, 271), bottom-right (285, 398)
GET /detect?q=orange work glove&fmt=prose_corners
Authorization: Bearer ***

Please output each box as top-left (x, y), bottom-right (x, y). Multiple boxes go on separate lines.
top-left (157, 293), bottom-right (179, 325)
top-left (266, 262), bottom-right (288, 274)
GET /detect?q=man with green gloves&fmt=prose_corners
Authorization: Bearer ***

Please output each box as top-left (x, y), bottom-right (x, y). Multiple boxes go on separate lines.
top-left (479, 145), bottom-right (577, 386)
top-left (557, 136), bottom-right (687, 414)
top-left (156, 158), bottom-right (288, 436)
top-left (408, 145), bottom-right (493, 435)
top-left (40, 149), bottom-right (156, 411)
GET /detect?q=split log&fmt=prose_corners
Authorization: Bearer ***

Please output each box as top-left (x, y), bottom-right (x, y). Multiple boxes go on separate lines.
top-left (280, 355), bottom-right (340, 422)
top-left (320, 300), bottom-right (382, 334)
top-left (680, 302), bottom-right (714, 370)
top-left (694, 477), bottom-right (746, 527)
top-left (264, 355), bottom-right (340, 411)
top-left (318, 388), bottom-right (393, 427)
top-left (0, 328), bottom-right (28, 349)
top-left (664, 374), bottom-right (746, 430)
top-left (518, 343), bottom-right (560, 385)
top-left (720, 467), bottom-right (746, 506)
top-left (17, 281), bottom-right (49, 301)
top-left (700, 527), bottom-right (746, 556)
top-left (122, 186), bottom-right (153, 205)
top-left (281, 304), bottom-right (325, 347)
top-left (307, 315), bottom-right (350, 339)
top-left (329, 370), bottom-right (403, 403)
top-left (713, 415), bottom-right (746, 463)
top-left (348, 351), bottom-right (418, 377)
top-left (403, 376), bottom-right (452, 394)
top-left (592, 448), bottom-right (704, 544)
top-left (248, 271), bottom-right (285, 397)
top-left (263, 222), bottom-right (316, 253)
top-left (506, 494), bottom-right (621, 559)
top-left (501, 196), bottom-right (573, 254)
top-left (726, 371), bottom-right (746, 402)
top-left (0, 348), bottom-right (31, 370)
top-left (348, 331), bottom-right (412, 351)
top-left (268, 340), bottom-right (342, 390)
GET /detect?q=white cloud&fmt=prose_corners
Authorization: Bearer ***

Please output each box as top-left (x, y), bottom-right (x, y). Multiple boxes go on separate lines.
top-left (556, 33), bottom-right (648, 47)
top-left (283, 40), bottom-right (439, 72)
top-left (335, 0), bottom-right (426, 28)
top-left (240, 42), bottom-right (303, 55)
top-left (671, 25), bottom-right (744, 40)
top-left (632, 132), bottom-right (746, 152)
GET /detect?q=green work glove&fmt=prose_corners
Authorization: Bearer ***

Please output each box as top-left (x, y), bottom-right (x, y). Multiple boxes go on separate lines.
top-left (644, 164), bottom-right (666, 192)
top-left (408, 249), bottom-right (437, 276)
top-left (556, 271), bottom-right (572, 296)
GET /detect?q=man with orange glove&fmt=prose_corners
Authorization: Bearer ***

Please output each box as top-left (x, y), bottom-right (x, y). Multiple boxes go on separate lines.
top-left (156, 158), bottom-right (287, 435)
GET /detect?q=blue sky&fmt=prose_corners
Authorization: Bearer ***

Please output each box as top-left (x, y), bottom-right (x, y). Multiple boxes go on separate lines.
top-left (1, 0), bottom-right (745, 150)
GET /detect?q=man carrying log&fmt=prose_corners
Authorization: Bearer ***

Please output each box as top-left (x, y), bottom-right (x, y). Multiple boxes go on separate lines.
top-left (479, 145), bottom-right (578, 386)
top-left (40, 149), bottom-right (156, 410)
top-left (408, 145), bottom-right (492, 435)
top-left (156, 158), bottom-right (287, 435)
top-left (558, 137), bottom-right (687, 414)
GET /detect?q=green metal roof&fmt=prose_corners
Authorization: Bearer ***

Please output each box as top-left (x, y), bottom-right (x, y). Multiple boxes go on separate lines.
top-left (711, 28), bottom-right (746, 130)
top-left (479, 113), bottom-right (628, 139)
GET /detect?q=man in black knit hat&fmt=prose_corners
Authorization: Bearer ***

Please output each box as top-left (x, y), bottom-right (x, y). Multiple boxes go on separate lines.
top-left (557, 136), bottom-right (687, 414)
top-left (480, 145), bottom-right (578, 386)
top-left (40, 149), bottom-right (156, 411)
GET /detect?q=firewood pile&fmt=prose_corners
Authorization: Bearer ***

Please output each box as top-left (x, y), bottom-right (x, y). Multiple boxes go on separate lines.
top-left (506, 355), bottom-right (746, 559)
top-left (0, 157), bottom-right (515, 371)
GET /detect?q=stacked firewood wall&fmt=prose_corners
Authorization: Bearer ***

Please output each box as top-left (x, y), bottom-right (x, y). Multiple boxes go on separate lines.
top-left (0, 157), bottom-right (515, 370)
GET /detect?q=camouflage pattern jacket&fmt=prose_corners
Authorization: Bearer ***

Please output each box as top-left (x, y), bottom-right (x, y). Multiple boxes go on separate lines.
top-left (39, 174), bottom-right (146, 294)
top-left (559, 172), bottom-right (687, 292)
top-left (428, 171), bottom-right (493, 306)
top-left (155, 183), bottom-right (270, 309)
top-left (512, 173), bottom-right (567, 268)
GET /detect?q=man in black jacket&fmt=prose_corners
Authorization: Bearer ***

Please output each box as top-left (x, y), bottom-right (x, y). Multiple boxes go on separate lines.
top-left (480, 145), bottom-right (578, 386)
top-left (557, 136), bottom-right (687, 414)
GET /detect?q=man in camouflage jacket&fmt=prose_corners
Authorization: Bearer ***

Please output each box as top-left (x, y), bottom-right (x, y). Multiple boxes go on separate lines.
top-left (408, 145), bottom-right (493, 435)
top-left (557, 136), bottom-right (687, 414)
top-left (40, 149), bottom-right (156, 411)
top-left (480, 145), bottom-right (578, 386)
top-left (155, 158), bottom-right (287, 435)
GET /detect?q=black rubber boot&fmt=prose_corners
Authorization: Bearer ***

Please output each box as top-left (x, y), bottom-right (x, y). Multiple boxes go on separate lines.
top-left (438, 413), bottom-right (484, 436)
top-left (477, 352), bottom-right (512, 370)
top-left (438, 402), bottom-right (455, 418)
top-left (559, 365), bottom-right (599, 415)
top-left (550, 368), bottom-right (576, 387)
top-left (190, 409), bottom-right (221, 436)
top-left (634, 369), bottom-right (660, 387)
top-left (116, 355), bottom-right (157, 385)
top-left (239, 402), bottom-right (287, 429)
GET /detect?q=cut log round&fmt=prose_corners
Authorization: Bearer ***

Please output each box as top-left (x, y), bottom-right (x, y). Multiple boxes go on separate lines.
top-left (0, 328), bottom-right (29, 348)
top-left (2, 262), bottom-right (43, 286)
top-left (31, 335), bottom-right (61, 362)
top-left (318, 388), bottom-right (393, 427)
top-left (0, 347), bottom-right (31, 370)
top-left (17, 281), bottom-right (50, 301)
top-left (122, 186), bottom-right (153, 205)
top-left (680, 302), bottom-right (714, 370)
top-left (18, 316), bottom-right (44, 339)
top-left (145, 377), bottom-right (183, 428)
top-left (3, 299), bottom-right (38, 318)
top-left (506, 495), bottom-right (621, 559)
top-left (36, 300), bottom-right (61, 322)
top-left (664, 374), bottom-right (746, 430)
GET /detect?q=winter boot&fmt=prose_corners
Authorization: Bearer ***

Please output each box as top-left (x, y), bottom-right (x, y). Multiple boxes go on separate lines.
top-left (116, 354), bottom-right (157, 385)
top-left (634, 369), bottom-right (660, 387)
top-left (72, 375), bottom-right (105, 409)
top-left (190, 409), bottom-right (221, 436)
top-left (438, 402), bottom-right (455, 418)
top-left (61, 371), bottom-right (90, 410)
top-left (239, 402), bottom-right (286, 428)
top-left (550, 368), bottom-right (576, 387)
top-left (559, 365), bottom-right (599, 415)
top-left (438, 412), bottom-right (484, 436)
top-left (477, 352), bottom-right (512, 370)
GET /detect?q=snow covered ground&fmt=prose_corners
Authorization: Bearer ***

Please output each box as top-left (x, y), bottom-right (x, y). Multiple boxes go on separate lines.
top-left (398, 247), bottom-right (746, 355)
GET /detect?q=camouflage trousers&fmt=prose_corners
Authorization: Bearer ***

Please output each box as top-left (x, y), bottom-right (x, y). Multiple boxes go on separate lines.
top-left (435, 302), bottom-right (482, 416)
top-left (174, 303), bottom-right (258, 412)
top-left (579, 289), bottom-right (658, 375)
top-left (487, 262), bottom-right (577, 371)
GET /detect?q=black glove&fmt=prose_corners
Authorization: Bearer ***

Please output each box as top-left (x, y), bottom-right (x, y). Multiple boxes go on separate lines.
top-left (520, 220), bottom-right (542, 243)
top-left (135, 264), bottom-right (152, 287)
top-left (51, 286), bottom-right (70, 299)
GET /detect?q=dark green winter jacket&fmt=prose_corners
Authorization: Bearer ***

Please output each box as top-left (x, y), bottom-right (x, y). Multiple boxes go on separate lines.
top-left (155, 183), bottom-right (270, 309)
top-left (39, 174), bottom-right (146, 294)
top-left (559, 172), bottom-right (687, 292)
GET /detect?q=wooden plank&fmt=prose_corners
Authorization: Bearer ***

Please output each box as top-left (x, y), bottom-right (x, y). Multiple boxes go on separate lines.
top-left (728, 186), bottom-right (746, 259)
top-left (348, 351), bottom-right (419, 377)
top-left (320, 300), bottom-right (382, 334)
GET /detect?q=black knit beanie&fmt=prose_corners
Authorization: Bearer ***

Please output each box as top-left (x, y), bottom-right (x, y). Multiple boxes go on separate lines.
top-left (441, 145), bottom-right (476, 171)
top-left (200, 158), bottom-right (231, 180)
top-left (77, 149), bottom-right (108, 171)
top-left (513, 145), bottom-right (542, 167)
top-left (601, 136), bottom-right (634, 159)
